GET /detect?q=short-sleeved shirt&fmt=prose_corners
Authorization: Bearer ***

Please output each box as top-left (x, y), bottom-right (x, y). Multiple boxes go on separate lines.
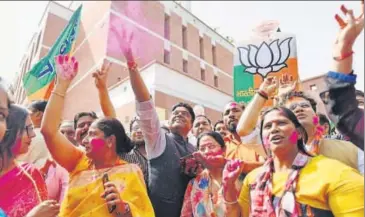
top-left (239, 155), bottom-right (364, 217)
top-left (224, 134), bottom-right (261, 162)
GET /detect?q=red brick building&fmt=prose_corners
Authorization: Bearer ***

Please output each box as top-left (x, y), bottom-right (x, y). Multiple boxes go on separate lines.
top-left (12, 1), bottom-right (235, 128)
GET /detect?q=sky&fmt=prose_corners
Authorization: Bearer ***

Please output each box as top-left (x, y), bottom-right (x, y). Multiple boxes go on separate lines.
top-left (0, 1), bottom-right (363, 90)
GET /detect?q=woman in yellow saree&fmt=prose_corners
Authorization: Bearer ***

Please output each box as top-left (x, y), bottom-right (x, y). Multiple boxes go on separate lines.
top-left (40, 55), bottom-right (155, 217)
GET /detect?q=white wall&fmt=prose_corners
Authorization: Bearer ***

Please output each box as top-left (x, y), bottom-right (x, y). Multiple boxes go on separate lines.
top-left (108, 62), bottom-right (232, 112)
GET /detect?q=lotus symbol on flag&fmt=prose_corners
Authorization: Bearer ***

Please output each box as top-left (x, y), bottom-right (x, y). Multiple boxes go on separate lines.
top-left (238, 37), bottom-right (292, 78)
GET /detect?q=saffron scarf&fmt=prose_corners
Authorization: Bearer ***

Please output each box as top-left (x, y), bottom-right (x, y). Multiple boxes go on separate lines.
top-left (250, 153), bottom-right (309, 217)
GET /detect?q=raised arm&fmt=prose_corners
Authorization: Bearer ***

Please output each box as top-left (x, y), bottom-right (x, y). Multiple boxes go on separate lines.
top-left (93, 61), bottom-right (116, 118)
top-left (321, 2), bottom-right (364, 150)
top-left (40, 55), bottom-right (83, 172)
top-left (111, 27), bottom-right (165, 159)
top-left (237, 77), bottom-right (278, 137)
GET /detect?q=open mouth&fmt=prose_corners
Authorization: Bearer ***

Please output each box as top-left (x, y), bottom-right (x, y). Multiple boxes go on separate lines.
top-left (270, 135), bottom-right (284, 143)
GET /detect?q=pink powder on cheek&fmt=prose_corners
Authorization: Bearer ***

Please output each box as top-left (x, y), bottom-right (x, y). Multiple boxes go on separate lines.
top-left (263, 136), bottom-right (270, 149)
top-left (289, 131), bottom-right (299, 144)
top-left (11, 139), bottom-right (22, 155)
top-left (312, 116), bottom-right (319, 125)
top-left (90, 138), bottom-right (106, 152)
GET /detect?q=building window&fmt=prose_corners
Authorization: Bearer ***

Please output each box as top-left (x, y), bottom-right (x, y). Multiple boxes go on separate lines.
top-left (182, 26), bottom-right (187, 49)
top-left (164, 50), bottom-right (170, 64)
top-left (214, 75), bottom-right (218, 87)
top-left (199, 37), bottom-right (204, 59)
top-left (310, 84), bottom-right (317, 91)
top-left (183, 59), bottom-right (188, 73)
top-left (212, 45), bottom-right (217, 66)
top-left (200, 69), bottom-right (205, 81)
top-left (164, 14), bottom-right (170, 40)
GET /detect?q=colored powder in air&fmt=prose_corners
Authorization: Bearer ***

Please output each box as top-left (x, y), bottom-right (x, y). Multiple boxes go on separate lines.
top-left (107, 1), bottom-right (162, 65)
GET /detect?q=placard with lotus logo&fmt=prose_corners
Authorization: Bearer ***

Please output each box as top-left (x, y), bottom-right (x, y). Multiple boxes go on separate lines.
top-left (233, 24), bottom-right (299, 105)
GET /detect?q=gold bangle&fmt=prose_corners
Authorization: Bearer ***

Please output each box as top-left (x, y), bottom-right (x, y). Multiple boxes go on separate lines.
top-left (51, 91), bottom-right (65, 98)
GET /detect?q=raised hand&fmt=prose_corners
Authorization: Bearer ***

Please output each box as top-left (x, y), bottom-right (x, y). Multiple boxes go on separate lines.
top-left (110, 25), bottom-right (135, 62)
top-left (277, 74), bottom-right (297, 97)
top-left (258, 76), bottom-right (278, 97)
top-left (222, 159), bottom-right (244, 202)
top-left (92, 61), bottom-right (112, 90)
top-left (54, 54), bottom-right (79, 89)
top-left (334, 2), bottom-right (364, 47)
top-left (193, 150), bottom-right (226, 168)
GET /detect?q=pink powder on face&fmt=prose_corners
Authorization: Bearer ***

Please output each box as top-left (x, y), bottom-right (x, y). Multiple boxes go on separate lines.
top-left (11, 138), bottom-right (22, 155)
top-left (90, 138), bottom-right (106, 152)
top-left (289, 131), bottom-right (299, 144)
top-left (263, 136), bottom-right (270, 149)
top-left (312, 116), bottom-right (319, 125)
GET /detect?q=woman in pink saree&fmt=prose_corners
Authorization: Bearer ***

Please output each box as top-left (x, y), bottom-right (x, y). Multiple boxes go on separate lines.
top-left (0, 104), bottom-right (53, 217)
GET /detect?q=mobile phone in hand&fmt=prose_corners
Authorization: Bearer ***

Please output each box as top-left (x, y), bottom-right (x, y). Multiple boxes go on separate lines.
top-left (102, 173), bottom-right (116, 213)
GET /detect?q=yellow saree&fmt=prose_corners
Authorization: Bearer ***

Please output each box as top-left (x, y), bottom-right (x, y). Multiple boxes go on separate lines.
top-left (59, 154), bottom-right (155, 217)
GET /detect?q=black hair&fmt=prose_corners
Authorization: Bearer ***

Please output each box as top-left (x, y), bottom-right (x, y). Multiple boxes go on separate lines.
top-left (355, 90), bottom-right (364, 97)
top-left (194, 115), bottom-right (211, 125)
top-left (94, 117), bottom-right (133, 155)
top-left (213, 120), bottom-right (224, 131)
top-left (172, 102), bottom-right (195, 123)
top-left (73, 111), bottom-right (98, 129)
top-left (318, 113), bottom-right (330, 126)
top-left (196, 131), bottom-right (225, 149)
top-left (28, 100), bottom-right (48, 113)
top-left (259, 106), bottom-right (312, 157)
top-left (129, 117), bottom-right (138, 132)
top-left (280, 91), bottom-right (317, 112)
top-left (0, 104), bottom-right (28, 172)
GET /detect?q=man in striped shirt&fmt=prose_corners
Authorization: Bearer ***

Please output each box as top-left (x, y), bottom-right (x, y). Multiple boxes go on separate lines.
top-left (120, 117), bottom-right (148, 186)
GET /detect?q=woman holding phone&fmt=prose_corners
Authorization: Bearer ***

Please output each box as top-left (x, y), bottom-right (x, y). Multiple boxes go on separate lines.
top-left (40, 55), bottom-right (155, 217)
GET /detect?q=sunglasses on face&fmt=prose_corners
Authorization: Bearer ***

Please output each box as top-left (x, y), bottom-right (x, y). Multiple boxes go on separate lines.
top-left (288, 102), bottom-right (311, 111)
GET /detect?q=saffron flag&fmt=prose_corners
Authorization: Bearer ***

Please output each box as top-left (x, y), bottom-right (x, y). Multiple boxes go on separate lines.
top-left (22, 5), bottom-right (82, 101)
top-left (233, 21), bottom-right (300, 105)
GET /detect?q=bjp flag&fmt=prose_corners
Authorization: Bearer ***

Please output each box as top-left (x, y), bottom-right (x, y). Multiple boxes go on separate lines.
top-left (22, 5), bottom-right (82, 101)
top-left (233, 21), bottom-right (300, 105)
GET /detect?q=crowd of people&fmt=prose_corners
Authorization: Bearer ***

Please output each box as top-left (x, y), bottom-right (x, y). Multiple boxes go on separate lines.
top-left (0, 2), bottom-right (364, 217)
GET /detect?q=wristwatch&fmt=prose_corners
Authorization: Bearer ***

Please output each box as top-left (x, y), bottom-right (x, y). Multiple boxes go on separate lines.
top-left (115, 203), bottom-right (131, 216)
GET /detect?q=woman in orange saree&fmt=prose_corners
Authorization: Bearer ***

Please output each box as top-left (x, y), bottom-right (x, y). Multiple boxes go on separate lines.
top-left (40, 55), bottom-right (155, 217)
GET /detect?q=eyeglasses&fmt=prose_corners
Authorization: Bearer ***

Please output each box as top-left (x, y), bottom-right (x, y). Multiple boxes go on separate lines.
top-left (24, 125), bottom-right (35, 138)
top-left (288, 102), bottom-right (311, 111)
top-left (172, 110), bottom-right (191, 118)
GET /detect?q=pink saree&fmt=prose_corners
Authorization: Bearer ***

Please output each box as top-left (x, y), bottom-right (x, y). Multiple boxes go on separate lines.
top-left (0, 163), bottom-right (47, 217)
